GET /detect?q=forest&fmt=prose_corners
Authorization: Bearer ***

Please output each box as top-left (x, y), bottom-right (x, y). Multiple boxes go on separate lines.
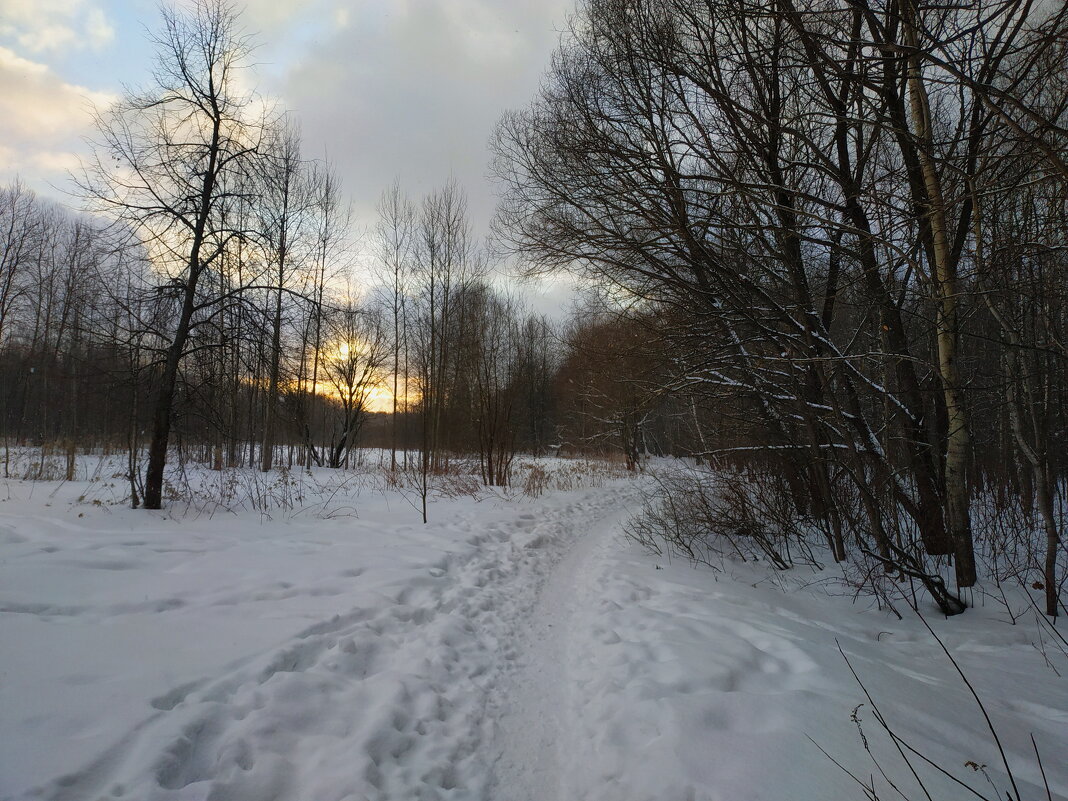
top-left (3, 0), bottom-right (1065, 614)
top-left (1, 1), bottom-right (1066, 799)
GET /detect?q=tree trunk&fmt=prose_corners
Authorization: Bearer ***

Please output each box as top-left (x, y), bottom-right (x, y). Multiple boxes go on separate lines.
top-left (904, 4), bottom-right (975, 586)
top-left (143, 288), bottom-right (196, 509)
top-left (261, 283), bottom-right (284, 473)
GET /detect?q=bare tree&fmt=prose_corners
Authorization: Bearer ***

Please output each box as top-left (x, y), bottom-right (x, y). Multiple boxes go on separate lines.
top-left (470, 287), bottom-right (521, 486)
top-left (79, 0), bottom-right (266, 508)
top-left (321, 297), bottom-right (386, 469)
top-left (493, 0), bottom-right (1068, 610)
top-left (375, 180), bottom-right (416, 472)
top-left (296, 160), bottom-right (347, 468)
top-left (257, 118), bottom-right (310, 473)
top-left (0, 180), bottom-right (39, 349)
top-left (410, 181), bottom-right (484, 521)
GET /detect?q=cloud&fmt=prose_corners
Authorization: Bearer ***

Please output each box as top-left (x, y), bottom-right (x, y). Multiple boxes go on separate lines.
top-left (229, 0), bottom-right (333, 35)
top-left (0, 46), bottom-right (115, 190)
top-left (28, 151), bottom-right (85, 174)
top-left (0, 0), bottom-right (581, 313)
top-left (0, 47), bottom-right (114, 137)
top-left (85, 8), bottom-right (116, 49)
top-left (266, 0), bottom-right (573, 240)
top-left (0, 0), bottom-right (114, 54)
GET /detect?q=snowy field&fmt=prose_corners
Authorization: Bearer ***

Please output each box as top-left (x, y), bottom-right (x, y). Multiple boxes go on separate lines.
top-left (1, 457), bottom-right (1066, 801)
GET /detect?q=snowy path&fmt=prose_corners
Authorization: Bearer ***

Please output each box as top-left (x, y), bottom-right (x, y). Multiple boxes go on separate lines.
top-left (2, 472), bottom-right (1067, 801)
top-left (1, 481), bottom-right (636, 801)
top-left (487, 489), bottom-right (620, 801)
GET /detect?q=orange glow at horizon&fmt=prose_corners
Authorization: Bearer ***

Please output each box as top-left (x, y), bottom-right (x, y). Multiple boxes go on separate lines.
top-left (302, 374), bottom-right (420, 414)
top-left (285, 339), bottom-right (421, 414)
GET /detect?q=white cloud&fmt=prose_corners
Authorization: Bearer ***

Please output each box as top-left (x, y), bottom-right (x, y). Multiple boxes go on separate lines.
top-left (0, 47), bottom-right (114, 137)
top-left (270, 0), bottom-right (573, 237)
top-left (0, 0), bottom-right (576, 265)
top-left (14, 24), bottom-right (78, 53)
top-left (236, 0), bottom-right (322, 32)
top-left (0, 46), bottom-right (116, 191)
top-left (0, 0), bottom-right (115, 54)
top-left (0, 143), bottom-right (17, 171)
top-left (29, 150), bottom-right (85, 174)
top-left (86, 8), bottom-right (115, 50)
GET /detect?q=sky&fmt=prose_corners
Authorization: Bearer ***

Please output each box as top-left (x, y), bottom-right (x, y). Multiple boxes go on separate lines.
top-left (0, 0), bottom-right (580, 314)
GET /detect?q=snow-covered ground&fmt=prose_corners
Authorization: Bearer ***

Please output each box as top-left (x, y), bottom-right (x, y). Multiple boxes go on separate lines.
top-left (1, 461), bottom-right (1065, 801)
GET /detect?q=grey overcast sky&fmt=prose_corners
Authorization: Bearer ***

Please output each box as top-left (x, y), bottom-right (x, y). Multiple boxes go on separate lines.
top-left (0, 0), bottom-right (580, 313)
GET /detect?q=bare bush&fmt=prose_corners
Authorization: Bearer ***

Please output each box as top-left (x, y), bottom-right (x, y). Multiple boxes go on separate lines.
top-left (627, 466), bottom-right (822, 571)
top-left (514, 457), bottom-right (633, 498)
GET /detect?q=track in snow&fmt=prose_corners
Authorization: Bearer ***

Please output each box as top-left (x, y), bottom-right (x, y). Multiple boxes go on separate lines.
top-left (487, 492), bottom-right (622, 801)
top-left (5, 486), bottom-right (634, 801)
top-left (7, 475), bottom-right (1066, 801)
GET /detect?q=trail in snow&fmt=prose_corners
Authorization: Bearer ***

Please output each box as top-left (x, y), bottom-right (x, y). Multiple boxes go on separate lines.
top-left (1, 480), bottom-right (634, 801)
top-left (487, 490), bottom-right (626, 801)
top-left (2, 468), bottom-right (1066, 801)
top-left (549, 526), bottom-right (1068, 801)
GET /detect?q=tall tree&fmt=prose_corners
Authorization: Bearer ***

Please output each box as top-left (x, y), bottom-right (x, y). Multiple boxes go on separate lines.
top-left (258, 119), bottom-right (308, 473)
top-left (375, 181), bottom-right (416, 472)
top-left (322, 298), bottom-right (386, 469)
top-left (80, 0), bottom-right (266, 508)
top-left (493, 0), bottom-right (1068, 607)
top-left (411, 182), bottom-right (482, 521)
top-left (0, 180), bottom-right (38, 349)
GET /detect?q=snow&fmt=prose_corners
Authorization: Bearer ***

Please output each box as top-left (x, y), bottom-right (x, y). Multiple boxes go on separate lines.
top-left (561, 537), bottom-right (1067, 801)
top-left (1, 462), bottom-right (1065, 801)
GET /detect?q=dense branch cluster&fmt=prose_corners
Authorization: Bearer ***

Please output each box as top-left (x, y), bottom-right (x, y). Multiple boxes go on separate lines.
top-left (493, 0), bottom-right (1068, 614)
